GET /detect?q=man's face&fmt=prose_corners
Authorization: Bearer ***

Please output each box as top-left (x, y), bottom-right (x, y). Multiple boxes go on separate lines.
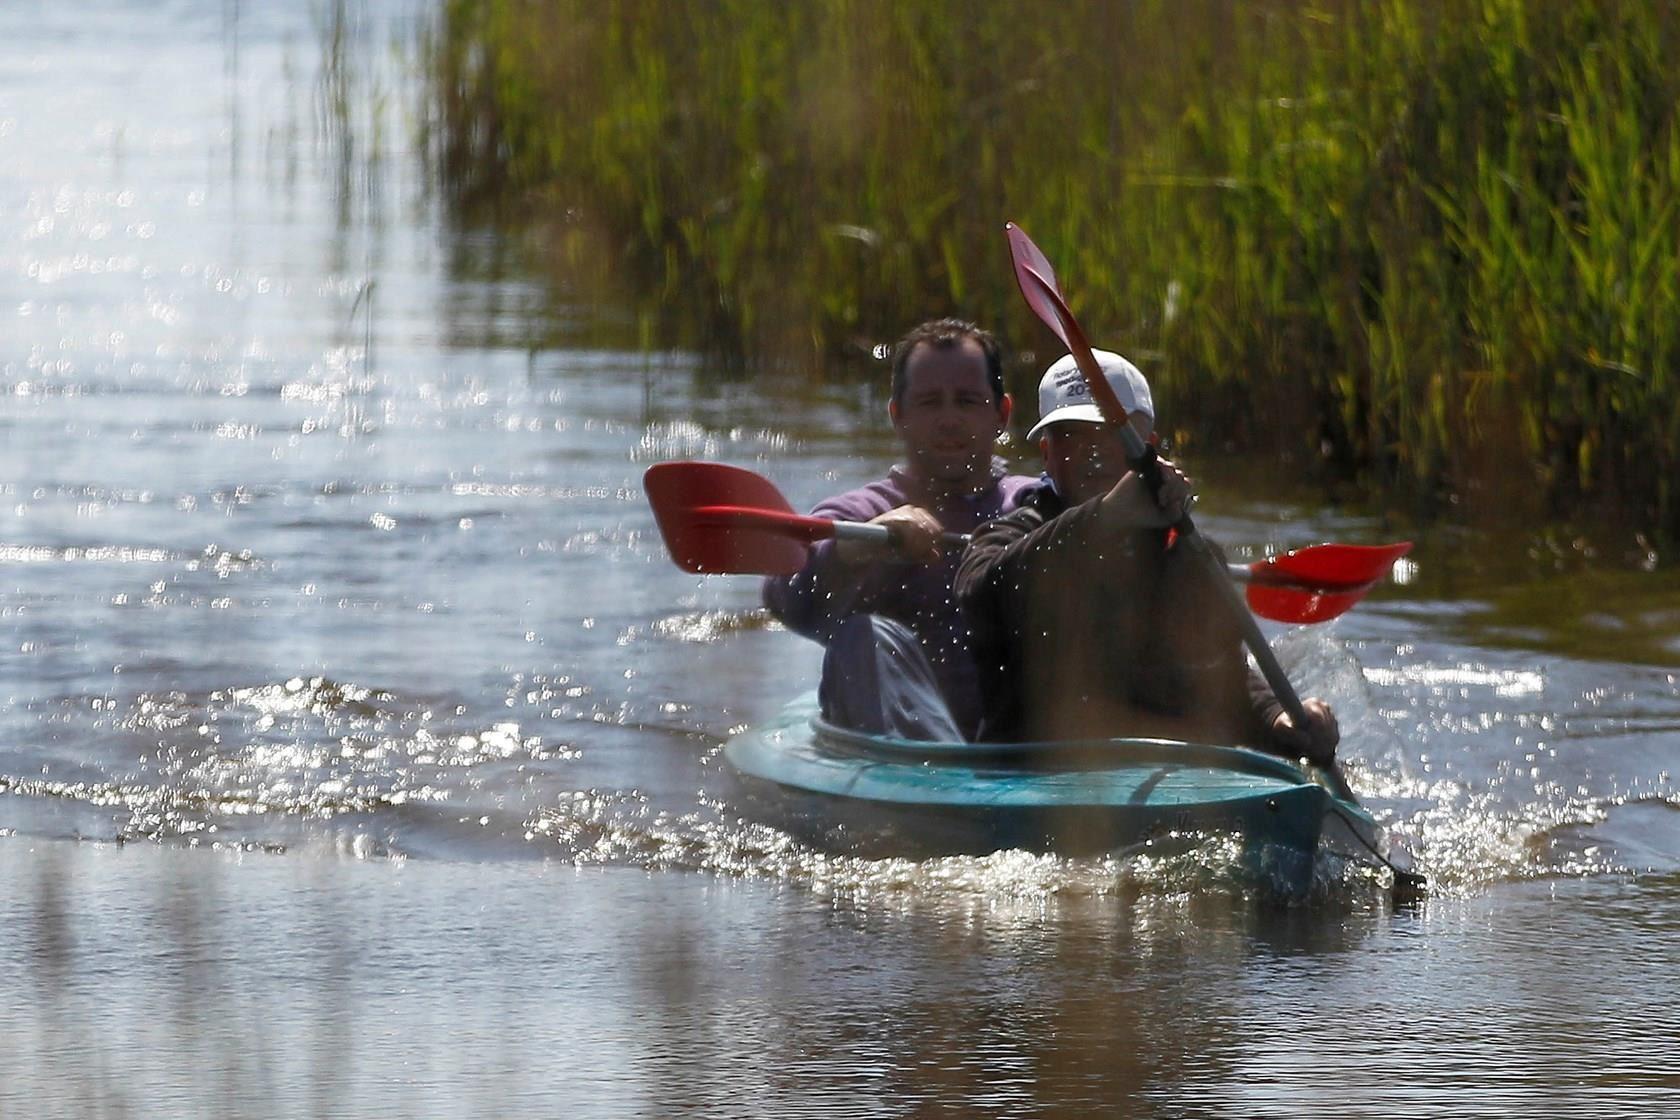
top-left (891, 339), bottom-right (1010, 489)
top-left (1041, 413), bottom-right (1151, 504)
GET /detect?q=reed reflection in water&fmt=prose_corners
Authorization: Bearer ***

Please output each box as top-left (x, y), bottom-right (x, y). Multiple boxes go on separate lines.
top-left (6, 841), bottom-right (1678, 1118)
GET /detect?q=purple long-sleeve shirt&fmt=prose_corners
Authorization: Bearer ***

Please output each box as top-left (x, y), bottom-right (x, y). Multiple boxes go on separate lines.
top-left (762, 461), bottom-right (1036, 737)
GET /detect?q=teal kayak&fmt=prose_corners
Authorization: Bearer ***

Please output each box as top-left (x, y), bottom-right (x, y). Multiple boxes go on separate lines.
top-left (725, 694), bottom-right (1421, 894)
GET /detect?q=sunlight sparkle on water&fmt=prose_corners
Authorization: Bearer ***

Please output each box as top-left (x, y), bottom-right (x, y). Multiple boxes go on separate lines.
top-left (1363, 663), bottom-right (1545, 698)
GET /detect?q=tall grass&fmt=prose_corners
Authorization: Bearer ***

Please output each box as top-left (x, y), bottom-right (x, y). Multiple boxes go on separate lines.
top-left (424, 0), bottom-right (1680, 538)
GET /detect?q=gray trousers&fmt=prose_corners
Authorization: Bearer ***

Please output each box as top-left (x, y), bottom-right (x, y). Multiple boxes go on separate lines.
top-left (818, 615), bottom-right (965, 743)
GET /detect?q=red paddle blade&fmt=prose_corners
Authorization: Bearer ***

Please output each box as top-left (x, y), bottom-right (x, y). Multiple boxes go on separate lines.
top-left (1006, 222), bottom-right (1072, 350)
top-left (1243, 542), bottom-right (1413, 623)
top-left (643, 461), bottom-right (813, 575)
top-left (1251, 541), bottom-right (1413, 588)
top-left (1005, 221), bottom-right (1058, 282)
top-left (1006, 223), bottom-right (1128, 426)
top-left (1245, 582), bottom-right (1376, 624)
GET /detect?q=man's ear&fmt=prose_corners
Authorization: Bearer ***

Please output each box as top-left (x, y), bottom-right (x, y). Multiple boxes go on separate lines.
top-left (996, 393), bottom-right (1013, 431)
top-left (888, 398), bottom-right (902, 428)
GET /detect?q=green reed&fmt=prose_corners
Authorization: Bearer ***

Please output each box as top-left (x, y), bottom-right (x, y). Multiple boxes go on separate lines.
top-left (425, 0), bottom-right (1680, 539)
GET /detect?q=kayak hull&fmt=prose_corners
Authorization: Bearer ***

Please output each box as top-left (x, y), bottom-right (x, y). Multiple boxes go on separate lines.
top-left (724, 695), bottom-right (1397, 884)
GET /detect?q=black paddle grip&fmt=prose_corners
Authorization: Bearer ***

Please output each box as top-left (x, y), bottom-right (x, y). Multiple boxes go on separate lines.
top-left (1127, 436), bottom-right (1186, 527)
top-left (1129, 439), bottom-right (1164, 494)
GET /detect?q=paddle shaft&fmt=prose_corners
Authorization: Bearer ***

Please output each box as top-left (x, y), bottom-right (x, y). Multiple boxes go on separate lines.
top-left (655, 460), bottom-right (1400, 623)
top-left (689, 504), bottom-right (1380, 595)
top-left (689, 505), bottom-right (966, 549)
top-left (688, 500), bottom-right (1384, 617)
top-left (833, 523), bottom-right (969, 549)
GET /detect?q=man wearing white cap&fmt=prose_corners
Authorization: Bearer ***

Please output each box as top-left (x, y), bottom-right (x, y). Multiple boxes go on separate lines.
top-left (955, 350), bottom-right (1339, 761)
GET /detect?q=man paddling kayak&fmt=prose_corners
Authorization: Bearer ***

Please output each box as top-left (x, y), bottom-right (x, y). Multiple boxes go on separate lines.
top-left (955, 350), bottom-right (1340, 762)
top-left (762, 319), bottom-right (1036, 740)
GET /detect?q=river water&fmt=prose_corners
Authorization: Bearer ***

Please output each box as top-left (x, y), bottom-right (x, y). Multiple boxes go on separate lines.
top-left (3, 3), bottom-right (1677, 1116)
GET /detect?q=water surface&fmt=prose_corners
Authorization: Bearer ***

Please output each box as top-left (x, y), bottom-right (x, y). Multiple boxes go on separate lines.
top-left (2, 2), bottom-right (1677, 1115)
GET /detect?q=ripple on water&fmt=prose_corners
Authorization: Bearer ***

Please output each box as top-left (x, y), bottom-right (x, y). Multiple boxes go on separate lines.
top-left (521, 790), bottom-right (1401, 910)
top-left (0, 676), bottom-right (575, 854)
top-left (648, 608), bottom-right (778, 643)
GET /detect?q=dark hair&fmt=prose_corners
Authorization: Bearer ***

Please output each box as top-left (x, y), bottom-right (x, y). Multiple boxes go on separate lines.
top-left (888, 318), bottom-right (1005, 407)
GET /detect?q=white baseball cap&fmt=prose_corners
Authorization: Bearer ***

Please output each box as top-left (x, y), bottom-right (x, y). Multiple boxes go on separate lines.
top-left (1024, 350), bottom-right (1154, 441)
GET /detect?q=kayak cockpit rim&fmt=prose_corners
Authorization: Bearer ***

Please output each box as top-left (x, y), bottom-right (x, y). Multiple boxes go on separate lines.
top-left (810, 715), bottom-right (1323, 786)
